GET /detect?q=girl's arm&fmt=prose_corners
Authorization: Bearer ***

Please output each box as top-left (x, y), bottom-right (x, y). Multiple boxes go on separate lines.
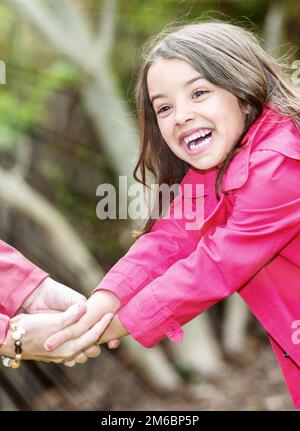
top-left (92, 168), bottom-right (213, 308)
top-left (44, 149), bottom-right (300, 351)
top-left (46, 149), bottom-right (300, 351)
top-left (43, 168), bottom-right (213, 350)
top-left (97, 313), bottom-right (128, 344)
top-left (113, 150), bottom-right (300, 347)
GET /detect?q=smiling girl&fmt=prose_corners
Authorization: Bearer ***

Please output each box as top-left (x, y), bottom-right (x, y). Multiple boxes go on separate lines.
top-left (44, 20), bottom-right (300, 408)
top-left (148, 57), bottom-right (247, 170)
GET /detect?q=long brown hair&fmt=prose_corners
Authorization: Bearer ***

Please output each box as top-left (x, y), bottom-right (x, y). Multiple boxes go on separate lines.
top-left (132, 20), bottom-right (300, 238)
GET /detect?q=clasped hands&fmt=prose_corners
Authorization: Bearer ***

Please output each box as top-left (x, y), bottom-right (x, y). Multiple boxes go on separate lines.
top-left (2, 277), bottom-right (127, 367)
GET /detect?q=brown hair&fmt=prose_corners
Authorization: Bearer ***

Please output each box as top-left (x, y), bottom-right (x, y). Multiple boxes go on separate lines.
top-left (132, 20), bottom-right (300, 238)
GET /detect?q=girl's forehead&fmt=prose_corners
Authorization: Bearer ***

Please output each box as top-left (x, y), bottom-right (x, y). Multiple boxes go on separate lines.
top-left (147, 58), bottom-right (206, 94)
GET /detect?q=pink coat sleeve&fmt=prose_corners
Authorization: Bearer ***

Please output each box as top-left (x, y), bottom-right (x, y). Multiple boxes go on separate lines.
top-left (93, 168), bottom-right (209, 305)
top-left (116, 150), bottom-right (300, 347)
top-left (0, 313), bottom-right (10, 346)
top-left (0, 240), bottom-right (49, 345)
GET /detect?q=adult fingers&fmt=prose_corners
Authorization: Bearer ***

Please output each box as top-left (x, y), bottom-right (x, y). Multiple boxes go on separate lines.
top-left (63, 346), bottom-right (101, 367)
top-left (84, 345), bottom-right (101, 358)
top-left (75, 352), bottom-right (88, 364)
top-left (46, 279), bottom-right (87, 312)
top-left (29, 356), bottom-right (62, 363)
top-left (56, 283), bottom-right (87, 309)
top-left (64, 359), bottom-right (76, 367)
top-left (65, 351), bottom-right (88, 366)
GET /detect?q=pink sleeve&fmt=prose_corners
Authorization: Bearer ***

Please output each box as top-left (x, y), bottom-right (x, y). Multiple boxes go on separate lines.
top-left (116, 150), bottom-right (300, 347)
top-left (0, 313), bottom-right (10, 346)
top-left (93, 167), bottom-right (208, 306)
top-left (0, 240), bottom-right (49, 345)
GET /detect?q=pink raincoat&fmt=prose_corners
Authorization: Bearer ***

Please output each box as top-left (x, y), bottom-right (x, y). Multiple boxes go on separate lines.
top-left (0, 241), bottom-right (48, 345)
top-left (94, 105), bottom-right (300, 408)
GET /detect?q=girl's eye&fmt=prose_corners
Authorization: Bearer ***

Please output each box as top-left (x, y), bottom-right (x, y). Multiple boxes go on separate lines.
top-left (157, 105), bottom-right (171, 115)
top-left (192, 89), bottom-right (208, 99)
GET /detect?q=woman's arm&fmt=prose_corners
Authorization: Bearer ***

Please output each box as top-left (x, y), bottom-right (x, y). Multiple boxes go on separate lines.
top-left (0, 240), bottom-right (49, 316)
top-left (0, 240), bottom-right (108, 361)
top-left (0, 312), bottom-right (10, 349)
top-left (0, 240), bottom-right (49, 346)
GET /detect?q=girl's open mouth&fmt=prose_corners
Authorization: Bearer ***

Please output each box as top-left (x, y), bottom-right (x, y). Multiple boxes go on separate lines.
top-left (183, 130), bottom-right (213, 156)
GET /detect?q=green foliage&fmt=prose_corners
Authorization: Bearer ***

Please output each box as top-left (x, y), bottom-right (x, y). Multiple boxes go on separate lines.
top-left (0, 2), bottom-right (79, 150)
top-left (0, 59), bottom-right (78, 150)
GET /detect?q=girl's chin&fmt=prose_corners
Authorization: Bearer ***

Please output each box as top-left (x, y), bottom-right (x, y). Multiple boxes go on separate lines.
top-left (177, 150), bottom-right (219, 171)
top-left (189, 157), bottom-right (217, 171)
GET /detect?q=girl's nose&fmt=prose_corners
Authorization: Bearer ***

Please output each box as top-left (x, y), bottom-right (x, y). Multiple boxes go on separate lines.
top-left (174, 105), bottom-right (195, 125)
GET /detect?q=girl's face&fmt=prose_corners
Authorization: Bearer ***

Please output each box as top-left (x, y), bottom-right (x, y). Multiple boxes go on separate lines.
top-left (147, 58), bottom-right (247, 170)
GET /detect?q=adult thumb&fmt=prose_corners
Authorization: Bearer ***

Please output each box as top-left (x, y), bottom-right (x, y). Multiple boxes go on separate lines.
top-left (52, 282), bottom-right (87, 311)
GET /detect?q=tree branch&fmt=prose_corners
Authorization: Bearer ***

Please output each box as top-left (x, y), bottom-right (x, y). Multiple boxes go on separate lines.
top-left (93, 0), bottom-right (118, 65)
top-left (52, 0), bottom-right (93, 46)
top-left (0, 167), bottom-right (103, 294)
top-left (10, 0), bottom-right (94, 73)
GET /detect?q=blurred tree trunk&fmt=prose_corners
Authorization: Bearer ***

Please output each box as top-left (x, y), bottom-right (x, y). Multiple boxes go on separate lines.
top-left (170, 312), bottom-right (223, 375)
top-left (263, 0), bottom-right (285, 56)
top-left (222, 294), bottom-right (250, 356)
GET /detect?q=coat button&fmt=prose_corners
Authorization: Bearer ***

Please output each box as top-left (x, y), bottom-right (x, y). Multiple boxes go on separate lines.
top-left (283, 351), bottom-right (290, 358)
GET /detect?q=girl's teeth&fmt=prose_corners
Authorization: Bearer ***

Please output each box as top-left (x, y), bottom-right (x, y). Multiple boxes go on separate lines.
top-left (184, 129), bottom-right (212, 144)
top-left (189, 136), bottom-right (211, 150)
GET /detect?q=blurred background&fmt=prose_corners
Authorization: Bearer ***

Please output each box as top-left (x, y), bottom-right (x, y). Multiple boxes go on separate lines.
top-left (0, 0), bottom-right (299, 411)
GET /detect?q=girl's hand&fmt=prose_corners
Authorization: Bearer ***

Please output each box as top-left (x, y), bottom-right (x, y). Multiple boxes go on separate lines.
top-left (43, 291), bottom-right (121, 353)
top-left (62, 313), bottom-right (127, 367)
top-left (97, 314), bottom-right (128, 344)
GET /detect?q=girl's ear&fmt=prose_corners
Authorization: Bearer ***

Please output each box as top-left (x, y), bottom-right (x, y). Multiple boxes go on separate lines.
top-left (244, 105), bottom-right (251, 114)
top-left (239, 100), bottom-right (250, 115)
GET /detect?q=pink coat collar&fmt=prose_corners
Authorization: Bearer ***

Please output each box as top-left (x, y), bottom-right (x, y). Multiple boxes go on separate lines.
top-left (222, 105), bottom-right (300, 192)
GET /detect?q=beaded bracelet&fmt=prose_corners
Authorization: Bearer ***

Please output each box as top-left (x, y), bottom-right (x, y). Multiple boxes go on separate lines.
top-left (1, 322), bottom-right (25, 369)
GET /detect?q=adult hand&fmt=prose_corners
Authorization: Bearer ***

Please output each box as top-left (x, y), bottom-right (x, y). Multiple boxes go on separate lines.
top-left (21, 277), bottom-right (106, 362)
top-left (22, 278), bottom-right (120, 351)
top-left (1, 304), bottom-right (115, 364)
top-left (43, 291), bottom-right (122, 355)
top-left (22, 277), bottom-right (86, 314)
